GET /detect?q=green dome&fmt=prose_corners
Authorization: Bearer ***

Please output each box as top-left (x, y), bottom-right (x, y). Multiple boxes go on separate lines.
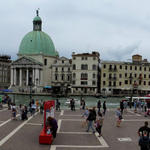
top-left (18, 31), bottom-right (58, 56)
top-left (33, 16), bottom-right (42, 22)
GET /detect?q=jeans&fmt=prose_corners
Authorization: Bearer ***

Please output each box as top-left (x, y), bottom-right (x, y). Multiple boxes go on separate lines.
top-left (87, 120), bottom-right (95, 132)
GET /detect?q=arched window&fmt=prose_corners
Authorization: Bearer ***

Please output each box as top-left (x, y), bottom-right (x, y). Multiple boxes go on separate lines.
top-left (92, 64), bottom-right (96, 70)
top-left (73, 64), bottom-right (76, 70)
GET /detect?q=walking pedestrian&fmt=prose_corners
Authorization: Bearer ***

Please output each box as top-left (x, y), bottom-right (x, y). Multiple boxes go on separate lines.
top-left (81, 107), bottom-right (89, 128)
top-left (96, 112), bottom-right (104, 137)
top-left (86, 109), bottom-right (95, 133)
top-left (97, 100), bottom-right (101, 113)
top-left (116, 108), bottom-right (122, 127)
top-left (56, 99), bottom-right (60, 111)
top-left (103, 101), bottom-right (107, 115)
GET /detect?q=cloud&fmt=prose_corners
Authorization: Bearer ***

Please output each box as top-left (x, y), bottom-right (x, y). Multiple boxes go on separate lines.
top-left (102, 42), bottom-right (141, 61)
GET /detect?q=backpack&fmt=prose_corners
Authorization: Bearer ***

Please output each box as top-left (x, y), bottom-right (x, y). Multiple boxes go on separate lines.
top-left (139, 136), bottom-right (150, 150)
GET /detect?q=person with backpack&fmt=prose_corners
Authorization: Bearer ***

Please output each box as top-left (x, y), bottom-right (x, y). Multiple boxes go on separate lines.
top-left (138, 121), bottom-right (150, 137)
top-left (139, 131), bottom-right (150, 150)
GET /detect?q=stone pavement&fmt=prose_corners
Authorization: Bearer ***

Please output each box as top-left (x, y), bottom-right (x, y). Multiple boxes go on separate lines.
top-left (0, 107), bottom-right (149, 150)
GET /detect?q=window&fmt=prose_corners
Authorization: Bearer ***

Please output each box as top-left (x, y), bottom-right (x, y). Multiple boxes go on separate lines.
top-left (103, 81), bottom-right (106, 86)
top-left (144, 74), bottom-right (146, 78)
top-left (109, 65), bottom-right (112, 70)
top-left (125, 66), bottom-right (127, 70)
top-left (130, 80), bottom-right (132, 84)
top-left (125, 80), bottom-right (128, 84)
top-left (149, 81), bottom-right (150, 86)
top-left (73, 57), bottom-right (76, 60)
top-left (62, 74), bottom-right (64, 80)
top-left (109, 81), bottom-right (111, 86)
top-left (81, 64), bottom-right (88, 70)
top-left (130, 66), bottom-right (132, 70)
top-left (144, 81), bottom-right (146, 85)
top-left (44, 59), bottom-right (47, 66)
top-left (72, 81), bottom-right (76, 85)
top-left (135, 66), bottom-right (137, 70)
top-left (93, 57), bottom-right (96, 60)
top-left (92, 64), bottom-right (96, 70)
top-left (134, 74), bottom-right (137, 78)
top-left (93, 73), bottom-right (96, 78)
top-left (119, 82), bottom-right (122, 86)
top-left (125, 73), bottom-right (127, 78)
top-left (81, 81), bottom-right (87, 85)
top-left (73, 64), bottom-right (76, 70)
top-left (85, 57), bottom-right (87, 60)
top-left (109, 73), bottom-right (112, 79)
top-left (119, 74), bottom-right (122, 78)
top-left (73, 73), bottom-right (76, 79)
top-left (140, 66), bottom-right (142, 71)
top-left (149, 74), bottom-right (150, 78)
top-left (104, 64), bottom-right (106, 69)
top-left (62, 60), bottom-right (64, 64)
top-left (114, 65), bottom-right (117, 70)
top-left (92, 81), bottom-right (96, 85)
top-left (81, 73), bottom-right (88, 80)
top-left (103, 73), bottom-right (106, 78)
top-left (67, 75), bottom-right (70, 81)
top-left (62, 67), bottom-right (64, 71)
top-left (120, 65), bottom-right (122, 69)
top-left (55, 67), bottom-right (58, 71)
top-left (144, 67), bottom-right (146, 71)
top-left (113, 82), bottom-right (116, 86)
top-left (139, 80), bottom-right (141, 85)
top-left (68, 68), bottom-right (70, 71)
top-left (82, 57), bottom-right (84, 60)
top-left (55, 74), bottom-right (58, 80)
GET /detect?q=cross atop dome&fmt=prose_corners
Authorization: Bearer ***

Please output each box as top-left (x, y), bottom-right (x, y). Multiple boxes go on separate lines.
top-left (36, 8), bottom-right (40, 16)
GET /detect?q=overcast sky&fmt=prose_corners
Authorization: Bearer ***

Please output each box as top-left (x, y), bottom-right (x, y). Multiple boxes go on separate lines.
top-left (1, 0), bottom-right (150, 61)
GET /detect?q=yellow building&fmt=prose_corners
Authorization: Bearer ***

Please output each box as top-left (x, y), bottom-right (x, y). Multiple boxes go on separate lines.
top-left (101, 54), bottom-right (150, 96)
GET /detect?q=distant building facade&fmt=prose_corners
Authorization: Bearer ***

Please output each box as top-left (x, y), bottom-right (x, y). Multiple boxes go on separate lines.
top-left (71, 51), bottom-right (100, 95)
top-left (0, 55), bottom-right (11, 89)
top-left (101, 54), bottom-right (150, 96)
top-left (51, 57), bottom-right (72, 95)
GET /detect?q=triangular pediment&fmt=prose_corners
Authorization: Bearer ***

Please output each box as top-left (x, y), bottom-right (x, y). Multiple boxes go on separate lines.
top-left (12, 56), bottom-right (43, 66)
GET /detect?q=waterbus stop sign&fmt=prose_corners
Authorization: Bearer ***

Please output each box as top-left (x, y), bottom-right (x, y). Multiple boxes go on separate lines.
top-left (39, 100), bottom-right (55, 144)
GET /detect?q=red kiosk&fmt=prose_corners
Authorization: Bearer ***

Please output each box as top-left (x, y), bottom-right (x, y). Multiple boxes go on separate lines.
top-left (39, 100), bottom-right (55, 144)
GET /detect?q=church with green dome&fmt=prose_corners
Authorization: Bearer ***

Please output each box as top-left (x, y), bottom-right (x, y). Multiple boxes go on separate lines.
top-left (10, 10), bottom-right (59, 92)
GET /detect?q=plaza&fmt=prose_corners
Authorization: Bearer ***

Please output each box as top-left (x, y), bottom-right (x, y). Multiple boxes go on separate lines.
top-left (0, 106), bottom-right (147, 150)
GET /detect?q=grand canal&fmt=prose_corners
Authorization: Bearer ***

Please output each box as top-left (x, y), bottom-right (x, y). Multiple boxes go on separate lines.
top-left (7, 94), bottom-right (123, 109)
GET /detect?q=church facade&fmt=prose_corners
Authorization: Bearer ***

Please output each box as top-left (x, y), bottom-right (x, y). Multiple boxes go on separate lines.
top-left (10, 11), bottom-right (59, 92)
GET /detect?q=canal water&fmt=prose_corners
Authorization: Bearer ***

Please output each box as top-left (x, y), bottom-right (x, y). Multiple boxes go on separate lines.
top-left (7, 94), bottom-right (124, 109)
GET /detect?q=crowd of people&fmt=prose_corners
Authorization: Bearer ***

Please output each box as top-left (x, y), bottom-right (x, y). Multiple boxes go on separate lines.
top-left (81, 100), bottom-right (106, 137)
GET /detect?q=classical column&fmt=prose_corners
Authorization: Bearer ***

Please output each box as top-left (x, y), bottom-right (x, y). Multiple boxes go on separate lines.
top-left (32, 69), bottom-right (35, 85)
top-left (35, 68), bottom-right (39, 86)
top-left (19, 68), bottom-right (22, 86)
top-left (11, 68), bottom-right (13, 86)
top-left (26, 69), bottom-right (29, 86)
top-left (14, 68), bottom-right (16, 85)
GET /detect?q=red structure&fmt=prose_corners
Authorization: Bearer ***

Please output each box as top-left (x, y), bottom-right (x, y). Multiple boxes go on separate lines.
top-left (39, 100), bottom-right (55, 144)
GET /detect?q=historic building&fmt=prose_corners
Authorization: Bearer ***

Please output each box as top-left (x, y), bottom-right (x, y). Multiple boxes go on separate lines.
top-left (10, 11), bottom-right (58, 92)
top-left (71, 51), bottom-right (100, 95)
top-left (101, 54), bottom-right (150, 96)
top-left (51, 57), bottom-right (72, 95)
top-left (0, 55), bottom-right (11, 89)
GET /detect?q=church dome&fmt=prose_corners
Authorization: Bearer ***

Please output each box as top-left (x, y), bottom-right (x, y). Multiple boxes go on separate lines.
top-left (18, 10), bottom-right (58, 57)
